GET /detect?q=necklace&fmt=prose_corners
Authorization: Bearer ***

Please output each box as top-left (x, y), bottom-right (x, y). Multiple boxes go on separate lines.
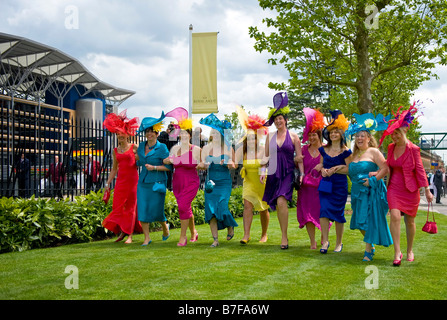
top-left (357, 148), bottom-right (367, 158)
top-left (117, 144), bottom-right (128, 153)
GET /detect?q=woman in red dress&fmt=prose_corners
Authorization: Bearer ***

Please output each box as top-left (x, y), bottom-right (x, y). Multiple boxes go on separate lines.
top-left (102, 110), bottom-right (142, 243)
top-left (379, 103), bottom-right (433, 266)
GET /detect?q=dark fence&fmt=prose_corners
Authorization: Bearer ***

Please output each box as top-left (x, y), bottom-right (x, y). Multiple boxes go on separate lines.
top-left (1, 106), bottom-right (242, 200)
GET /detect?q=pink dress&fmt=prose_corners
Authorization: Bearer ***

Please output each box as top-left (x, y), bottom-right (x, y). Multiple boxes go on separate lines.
top-left (172, 147), bottom-right (200, 220)
top-left (296, 145), bottom-right (322, 229)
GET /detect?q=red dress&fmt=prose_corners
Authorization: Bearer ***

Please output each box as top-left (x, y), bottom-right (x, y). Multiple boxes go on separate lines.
top-left (387, 142), bottom-right (428, 217)
top-left (103, 145), bottom-right (142, 234)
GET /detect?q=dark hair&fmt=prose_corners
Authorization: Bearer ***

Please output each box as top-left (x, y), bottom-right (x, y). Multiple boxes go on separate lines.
top-left (242, 133), bottom-right (259, 159)
top-left (273, 113), bottom-right (288, 127)
top-left (145, 127), bottom-right (159, 136)
top-left (326, 128), bottom-right (346, 149)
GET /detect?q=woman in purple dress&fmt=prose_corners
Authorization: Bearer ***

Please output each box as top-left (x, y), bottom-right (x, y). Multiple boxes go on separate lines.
top-left (260, 92), bottom-right (304, 249)
top-left (297, 108), bottom-right (326, 249)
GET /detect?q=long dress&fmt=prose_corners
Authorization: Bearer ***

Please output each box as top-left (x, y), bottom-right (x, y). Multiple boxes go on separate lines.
top-left (204, 154), bottom-right (238, 230)
top-left (319, 147), bottom-right (352, 223)
top-left (262, 130), bottom-right (295, 211)
top-left (297, 144), bottom-right (322, 229)
top-left (103, 145), bottom-right (142, 235)
top-left (241, 158), bottom-right (269, 211)
top-left (172, 147), bottom-right (200, 220)
top-left (349, 161), bottom-right (393, 247)
top-left (136, 141), bottom-right (171, 223)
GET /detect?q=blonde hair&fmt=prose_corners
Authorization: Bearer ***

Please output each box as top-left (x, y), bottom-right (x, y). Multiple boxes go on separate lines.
top-left (353, 131), bottom-right (378, 156)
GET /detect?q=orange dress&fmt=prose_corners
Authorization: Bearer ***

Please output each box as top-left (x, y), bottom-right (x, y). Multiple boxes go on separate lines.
top-left (103, 145), bottom-right (142, 234)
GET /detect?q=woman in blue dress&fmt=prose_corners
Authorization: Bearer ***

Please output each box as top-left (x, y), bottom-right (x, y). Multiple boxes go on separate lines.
top-left (199, 114), bottom-right (238, 247)
top-left (342, 113), bottom-right (393, 261)
top-left (318, 110), bottom-right (351, 254)
top-left (135, 113), bottom-right (173, 246)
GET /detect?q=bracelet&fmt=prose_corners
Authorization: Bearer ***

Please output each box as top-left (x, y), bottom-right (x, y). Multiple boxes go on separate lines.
top-left (105, 183), bottom-right (109, 187)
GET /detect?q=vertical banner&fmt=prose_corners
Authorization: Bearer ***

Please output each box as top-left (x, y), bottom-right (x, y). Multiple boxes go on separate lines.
top-left (191, 32), bottom-right (218, 114)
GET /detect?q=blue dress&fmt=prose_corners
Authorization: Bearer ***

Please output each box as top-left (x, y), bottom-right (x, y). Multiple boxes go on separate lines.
top-left (349, 161), bottom-right (393, 247)
top-left (319, 147), bottom-right (352, 223)
top-left (136, 141), bottom-right (172, 223)
top-left (204, 154), bottom-right (238, 230)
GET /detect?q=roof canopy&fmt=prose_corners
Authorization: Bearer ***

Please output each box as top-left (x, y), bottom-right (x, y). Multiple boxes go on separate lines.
top-left (0, 32), bottom-right (135, 106)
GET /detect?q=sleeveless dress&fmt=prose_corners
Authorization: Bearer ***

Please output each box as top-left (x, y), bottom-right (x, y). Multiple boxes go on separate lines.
top-left (103, 145), bottom-right (142, 235)
top-left (262, 130), bottom-right (295, 211)
top-left (204, 154), bottom-right (238, 230)
top-left (297, 145), bottom-right (322, 229)
top-left (319, 147), bottom-right (352, 223)
top-left (136, 141), bottom-right (171, 223)
top-left (172, 147), bottom-right (200, 220)
top-left (241, 158), bottom-right (269, 211)
top-left (349, 161), bottom-right (393, 247)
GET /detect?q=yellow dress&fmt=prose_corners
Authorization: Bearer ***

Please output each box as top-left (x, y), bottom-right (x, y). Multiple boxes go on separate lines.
top-left (241, 159), bottom-right (269, 211)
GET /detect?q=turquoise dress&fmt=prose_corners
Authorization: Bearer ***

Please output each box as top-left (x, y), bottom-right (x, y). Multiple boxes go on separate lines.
top-left (349, 161), bottom-right (393, 247)
top-left (136, 141), bottom-right (172, 223)
top-left (204, 154), bottom-right (238, 230)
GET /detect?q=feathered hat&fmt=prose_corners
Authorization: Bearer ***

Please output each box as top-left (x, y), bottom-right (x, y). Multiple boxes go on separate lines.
top-left (165, 107), bottom-right (194, 131)
top-left (199, 113), bottom-right (233, 146)
top-left (265, 92), bottom-right (290, 127)
top-left (103, 109), bottom-right (139, 136)
top-left (322, 109), bottom-right (350, 142)
top-left (236, 105), bottom-right (268, 143)
top-left (345, 113), bottom-right (390, 138)
top-left (379, 102), bottom-right (419, 146)
top-left (138, 111), bottom-right (166, 133)
top-left (302, 108), bottom-right (326, 143)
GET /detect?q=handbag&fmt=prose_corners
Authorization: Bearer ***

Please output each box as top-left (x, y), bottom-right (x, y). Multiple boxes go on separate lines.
top-left (422, 203), bottom-right (438, 234)
top-left (318, 180), bottom-right (333, 193)
top-left (292, 168), bottom-right (301, 191)
top-left (302, 169), bottom-right (322, 188)
top-left (204, 169), bottom-right (215, 193)
top-left (152, 182), bottom-right (167, 193)
top-left (102, 188), bottom-right (111, 204)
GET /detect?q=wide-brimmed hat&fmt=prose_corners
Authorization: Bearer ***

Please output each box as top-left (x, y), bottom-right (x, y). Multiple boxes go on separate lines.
top-left (302, 108), bottom-right (326, 143)
top-left (379, 102), bottom-right (419, 146)
top-left (138, 111), bottom-right (166, 133)
top-left (265, 92), bottom-right (290, 127)
top-left (103, 109), bottom-right (139, 136)
top-left (165, 107), bottom-right (194, 131)
top-left (236, 105), bottom-right (268, 144)
top-left (345, 113), bottom-right (390, 138)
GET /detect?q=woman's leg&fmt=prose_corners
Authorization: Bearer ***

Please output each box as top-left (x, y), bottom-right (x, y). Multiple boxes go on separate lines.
top-left (320, 217), bottom-right (330, 249)
top-left (241, 200), bottom-right (254, 242)
top-left (210, 218), bottom-right (219, 247)
top-left (141, 222), bottom-right (151, 245)
top-left (390, 209), bottom-right (402, 260)
top-left (259, 209), bottom-right (270, 242)
top-left (305, 222), bottom-right (317, 249)
top-left (276, 196), bottom-right (289, 247)
top-left (404, 214), bottom-right (416, 261)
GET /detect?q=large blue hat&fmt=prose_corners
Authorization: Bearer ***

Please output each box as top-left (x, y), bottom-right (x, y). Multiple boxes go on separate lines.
top-left (345, 113), bottom-right (390, 138)
top-left (199, 113), bottom-right (233, 146)
top-left (138, 111), bottom-right (165, 133)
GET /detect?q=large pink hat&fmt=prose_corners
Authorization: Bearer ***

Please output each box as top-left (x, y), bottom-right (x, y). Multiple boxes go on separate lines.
top-left (302, 107), bottom-right (326, 143)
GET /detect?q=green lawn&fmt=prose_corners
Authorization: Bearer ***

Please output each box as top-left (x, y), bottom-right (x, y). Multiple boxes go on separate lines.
top-left (0, 208), bottom-right (445, 300)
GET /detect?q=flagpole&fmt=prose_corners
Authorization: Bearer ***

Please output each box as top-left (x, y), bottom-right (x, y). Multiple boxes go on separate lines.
top-left (189, 24), bottom-right (193, 116)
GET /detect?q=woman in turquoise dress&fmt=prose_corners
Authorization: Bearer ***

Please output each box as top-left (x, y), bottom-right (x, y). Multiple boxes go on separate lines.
top-left (343, 113), bottom-right (393, 261)
top-left (199, 114), bottom-right (238, 247)
top-left (135, 113), bottom-right (173, 246)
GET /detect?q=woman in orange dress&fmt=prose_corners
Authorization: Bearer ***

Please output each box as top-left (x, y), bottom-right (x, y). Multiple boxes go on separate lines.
top-left (102, 110), bottom-right (142, 244)
top-left (379, 103), bottom-right (433, 266)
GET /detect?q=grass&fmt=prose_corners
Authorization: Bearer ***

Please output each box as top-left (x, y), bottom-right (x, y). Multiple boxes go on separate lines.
top-left (0, 208), bottom-right (446, 300)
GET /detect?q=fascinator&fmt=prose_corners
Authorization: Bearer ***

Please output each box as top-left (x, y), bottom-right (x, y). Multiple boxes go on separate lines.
top-left (302, 108), bottom-right (326, 143)
top-left (165, 107), bottom-right (194, 131)
top-left (138, 111), bottom-right (166, 133)
top-left (103, 109), bottom-right (139, 136)
top-left (199, 113), bottom-right (233, 146)
top-left (322, 109), bottom-right (350, 142)
top-left (379, 102), bottom-right (419, 146)
top-left (345, 113), bottom-right (390, 138)
top-left (236, 105), bottom-right (268, 143)
top-left (265, 92), bottom-right (291, 127)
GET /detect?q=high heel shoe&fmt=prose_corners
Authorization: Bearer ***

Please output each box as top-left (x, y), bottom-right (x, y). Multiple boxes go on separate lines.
top-left (320, 242), bottom-right (330, 254)
top-left (280, 239), bottom-right (289, 250)
top-left (393, 252), bottom-right (403, 266)
top-left (190, 232), bottom-right (199, 243)
top-left (162, 224), bottom-right (170, 241)
top-left (115, 232), bottom-right (126, 242)
top-left (177, 239), bottom-right (187, 247)
top-left (240, 237), bottom-right (251, 245)
top-left (141, 240), bottom-right (152, 247)
top-left (362, 251), bottom-right (374, 262)
top-left (334, 244), bottom-right (343, 253)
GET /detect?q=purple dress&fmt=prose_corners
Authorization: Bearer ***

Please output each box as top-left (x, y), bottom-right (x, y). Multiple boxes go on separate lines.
top-left (262, 130), bottom-right (295, 211)
top-left (296, 145), bottom-right (322, 229)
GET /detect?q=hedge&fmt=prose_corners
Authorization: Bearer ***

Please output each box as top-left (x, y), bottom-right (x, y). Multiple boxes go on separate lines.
top-left (0, 186), bottom-right (298, 254)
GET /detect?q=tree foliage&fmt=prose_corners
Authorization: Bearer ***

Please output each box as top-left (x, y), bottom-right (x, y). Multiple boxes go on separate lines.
top-left (249, 0), bottom-right (447, 117)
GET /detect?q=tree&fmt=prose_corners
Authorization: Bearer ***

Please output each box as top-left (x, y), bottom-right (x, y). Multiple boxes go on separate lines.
top-left (249, 0), bottom-right (447, 116)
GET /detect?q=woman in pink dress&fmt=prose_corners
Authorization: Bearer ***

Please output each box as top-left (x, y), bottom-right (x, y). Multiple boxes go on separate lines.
top-left (102, 111), bottom-right (142, 244)
top-left (379, 103), bottom-right (433, 266)
top-left (164, 108), bottom-right (200, 246)
top-left (297, 108), bottom-right (326, 249)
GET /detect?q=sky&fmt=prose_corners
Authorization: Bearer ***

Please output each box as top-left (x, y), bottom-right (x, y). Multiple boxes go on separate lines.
top-left (1, 0), bottom-right (447, 158)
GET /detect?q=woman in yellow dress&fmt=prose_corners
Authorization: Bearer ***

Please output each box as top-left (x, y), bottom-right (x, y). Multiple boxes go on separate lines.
top-left (235, 106), bottom-right (270, 244)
